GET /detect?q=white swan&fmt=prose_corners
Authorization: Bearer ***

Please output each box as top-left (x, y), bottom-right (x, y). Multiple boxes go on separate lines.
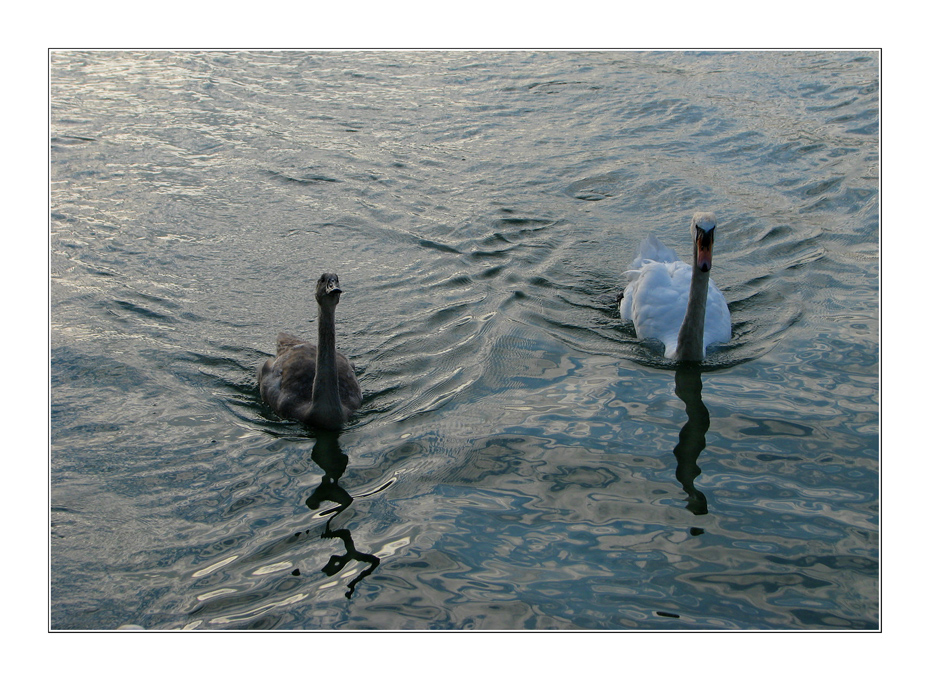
top-left (619, 212), bottom-right (731, 361)
top-left (258, 273), bottom-right (362, 430)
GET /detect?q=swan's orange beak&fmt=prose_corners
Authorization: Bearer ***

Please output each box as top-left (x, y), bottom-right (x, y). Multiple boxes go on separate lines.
top-left (695, 227), bottom-right (714, 272)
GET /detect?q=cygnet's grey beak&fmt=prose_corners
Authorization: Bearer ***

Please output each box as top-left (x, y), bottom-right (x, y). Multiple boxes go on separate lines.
top-left (326, 280), bottom-right (342, 295)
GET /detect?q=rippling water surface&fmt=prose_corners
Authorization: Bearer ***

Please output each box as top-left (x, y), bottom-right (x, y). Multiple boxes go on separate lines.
top-left (50, 51), bottom-right (879, 630)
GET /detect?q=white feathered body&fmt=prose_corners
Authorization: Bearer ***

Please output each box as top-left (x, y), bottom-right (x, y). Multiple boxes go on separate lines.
top-left (619, 234), bottom-right (731, 359)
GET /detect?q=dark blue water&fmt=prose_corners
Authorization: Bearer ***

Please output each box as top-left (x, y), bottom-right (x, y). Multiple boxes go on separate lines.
top-left (50, 51), bottom-right (879, 630)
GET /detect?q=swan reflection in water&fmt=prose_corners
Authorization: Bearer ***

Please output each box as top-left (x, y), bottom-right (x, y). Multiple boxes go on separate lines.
top-left (305, 431), bottom-right (380, 598)
top-left (672, 364), bottom-right (711, 516)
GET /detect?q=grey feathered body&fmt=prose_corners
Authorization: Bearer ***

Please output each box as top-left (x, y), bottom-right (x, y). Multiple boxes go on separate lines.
top-left (258, 331), bottom-right (362, 430)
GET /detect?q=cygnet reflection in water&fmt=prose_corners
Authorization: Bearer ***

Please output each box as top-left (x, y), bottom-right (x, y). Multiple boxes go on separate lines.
top-left (305, 432), bottom-right (380, 599)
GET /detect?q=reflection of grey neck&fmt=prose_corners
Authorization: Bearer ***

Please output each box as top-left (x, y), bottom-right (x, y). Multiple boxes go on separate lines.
top-left (311, 302), bottom-right (344, 427)
top-left (674, 264), bottom-right (710, 362)
top-left (306, 430), bottom-right (352, 514)
top-left (673, 366), bottom-right (709, 515)
top-left (309, 430), bottom-right (380, 599)
top-left (311, 431), bottom-right (348, 483)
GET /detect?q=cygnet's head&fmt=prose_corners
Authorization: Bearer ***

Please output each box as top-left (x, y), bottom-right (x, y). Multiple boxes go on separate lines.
top-left (315, 273), bottom-right (342, 306)
top-left (690, 212), bottom-right (717, 272)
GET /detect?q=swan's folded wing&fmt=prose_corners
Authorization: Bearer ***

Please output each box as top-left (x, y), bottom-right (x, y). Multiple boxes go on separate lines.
top-left (631, 234), bottom-right (680, 269)
top-left (703, 280), bottom-right (732, 347)
top-left (624, 262), bottom-right (690, 356)
top-left (276, 332), bottom-right (307, 355)
top-left (277, 344), bottom-right (317, 397)
top-left (336, 354), bottom-right (363, 412)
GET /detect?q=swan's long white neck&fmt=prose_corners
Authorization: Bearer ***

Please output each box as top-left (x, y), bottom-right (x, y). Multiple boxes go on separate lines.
top-left (311, 302), bottom-right (346, 428)
top-left (674, 257), bottom-right (711, 363)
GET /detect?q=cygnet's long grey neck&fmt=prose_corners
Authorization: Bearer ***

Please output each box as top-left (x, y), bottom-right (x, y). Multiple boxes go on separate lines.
top-left (674, 266), bottom-right (710, 362)
top-left (310, 303), bottom-right (345, 427)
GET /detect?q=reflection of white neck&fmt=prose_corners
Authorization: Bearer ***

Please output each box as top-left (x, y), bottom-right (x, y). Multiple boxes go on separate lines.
top-left (674, 260), bottom-right (710, 362)
top-left (310, 302), bottom-right (344, 428)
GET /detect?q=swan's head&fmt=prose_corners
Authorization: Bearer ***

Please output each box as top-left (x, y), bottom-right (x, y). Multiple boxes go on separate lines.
top-left (690, 212), bottom-right (717, 273)
top-left (315, 273), bottom-right (342, 306)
